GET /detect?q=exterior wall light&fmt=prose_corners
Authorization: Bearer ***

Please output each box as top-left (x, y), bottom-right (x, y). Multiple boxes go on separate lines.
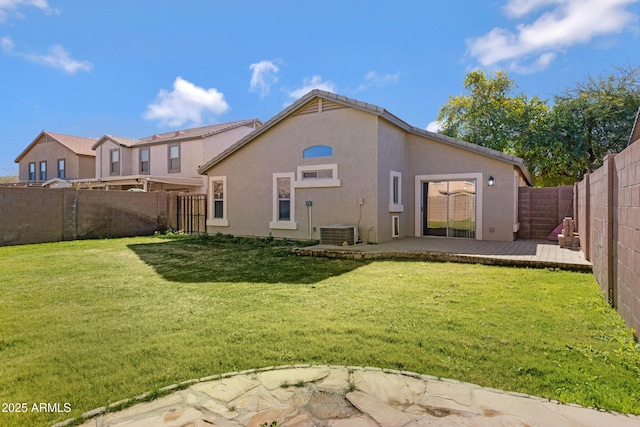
top-left (487, 176), bottom-right (495, 187)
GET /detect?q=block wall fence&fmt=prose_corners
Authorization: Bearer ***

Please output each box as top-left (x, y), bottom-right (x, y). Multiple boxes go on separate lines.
top-left (517, 185), bottom-right (573, 240)
top-left (575, 138), bottom-right (640, 336)
top-left (0, 188), bottom-right (182, 246)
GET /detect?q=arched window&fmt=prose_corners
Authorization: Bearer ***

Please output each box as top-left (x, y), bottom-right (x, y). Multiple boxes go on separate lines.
top-left (303, 145), bottom-right (333, 158)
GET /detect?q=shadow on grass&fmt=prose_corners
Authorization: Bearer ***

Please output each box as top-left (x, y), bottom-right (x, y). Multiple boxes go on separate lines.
top-left (128, 234), bottom-right (368, 284)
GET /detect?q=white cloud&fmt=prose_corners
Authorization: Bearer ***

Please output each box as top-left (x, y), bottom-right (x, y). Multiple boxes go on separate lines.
top-left (426, 121), bottom-right (443, 133)
top-left (356, 71), bottom-right (400, 91)
top-left (1, 36), bottom-right (92, 74)
top-left (249, 60), bottom-right (280, 97)
top-left (467, 0), bottom-right (640, 72)
top-left (144, 77), bottom-right (230, 127)
top-left (1, 36), bottom-right (14, 52)
top-left (286, 75), bottom-right (336, 102)
top-left (0, 0), bottom-right (59, 21)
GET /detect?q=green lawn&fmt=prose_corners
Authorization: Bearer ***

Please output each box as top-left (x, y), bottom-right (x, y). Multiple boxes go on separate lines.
top-left (1, 234), bottom-right (639, 426)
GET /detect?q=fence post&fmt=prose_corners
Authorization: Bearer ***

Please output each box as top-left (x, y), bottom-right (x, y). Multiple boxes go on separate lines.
top-left (605, 155), bottom-right (615, 305)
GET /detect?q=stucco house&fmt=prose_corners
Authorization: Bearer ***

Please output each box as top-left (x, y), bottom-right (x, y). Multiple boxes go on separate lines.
top-left (91, 119), bottom-right (261, 192)
top-left (198, 90), bottom-right (533, 244)
top-left (14, 131), bottom-right (97, 185)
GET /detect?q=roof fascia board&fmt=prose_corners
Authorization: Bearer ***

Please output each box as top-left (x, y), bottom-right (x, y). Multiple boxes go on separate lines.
top-left (198, 90), bottom-right (534, 186)
top-left (14, 131), bottom-right (48, 162)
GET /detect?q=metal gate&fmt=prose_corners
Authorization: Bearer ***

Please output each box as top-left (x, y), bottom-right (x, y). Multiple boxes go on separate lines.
top-left (177, 194), bottom-right (207, 234)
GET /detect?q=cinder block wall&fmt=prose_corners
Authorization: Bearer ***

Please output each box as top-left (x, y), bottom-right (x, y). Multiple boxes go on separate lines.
top-left (517, 186), bottom-right (573, 239)
top-left (576, 140), bottom-right (640, 336)
top-left (0, 188), bottom-right (171, 246)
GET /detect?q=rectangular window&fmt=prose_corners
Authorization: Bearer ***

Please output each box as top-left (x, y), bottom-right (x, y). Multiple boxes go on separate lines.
top-left (39, 161), bottom-right (47, 181)
top-left (389, 171), bottom-right (404, 212)
top-left (392, 215), bottom-right (400, 238)
top-left (295, 163), bottom-right (340, 188)
top-left (270, 172), bottom-right (297, 230)
top-left (213, 180), bottom-right (224, 219)
top-left (168, 144), bottom-right (180, 173)
top-left (57, 159), bottom-right (65, 179)
top-left (110, 149), bottom-right (120, 175)
top-left (207, 176), bottom-right (228, 227)
top-left (28, 162), bottom-right (36, 181)
top-left (277, 178), bottom-right (291, 221)
top-left (301, 169), bottom-right (333, 179)
top-left (140, 148), bottom-right (150, 174)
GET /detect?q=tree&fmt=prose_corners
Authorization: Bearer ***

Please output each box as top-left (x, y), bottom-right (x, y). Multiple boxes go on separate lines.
top-left (436, 66), bottom-right (640, 186)
top-left (539, 66), bottom-right (640, 185)
top-left (437, 70), bottom-right (548, 157)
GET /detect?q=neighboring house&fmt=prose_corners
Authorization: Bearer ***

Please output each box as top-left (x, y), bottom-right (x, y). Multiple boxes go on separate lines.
top-left (198, 90), bottom-right (534, 243)
top-left (91, 119), bottom-right (261, 192)
top-left (14, 131), bottom-right (97, 185)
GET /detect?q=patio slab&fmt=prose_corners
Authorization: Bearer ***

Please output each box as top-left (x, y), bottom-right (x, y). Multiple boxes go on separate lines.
top-left (294, 237), bottom-right (592, 271)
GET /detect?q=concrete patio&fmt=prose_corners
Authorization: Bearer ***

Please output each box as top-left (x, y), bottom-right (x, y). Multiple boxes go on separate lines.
top-left (294, 237), bottom-right (592, 271)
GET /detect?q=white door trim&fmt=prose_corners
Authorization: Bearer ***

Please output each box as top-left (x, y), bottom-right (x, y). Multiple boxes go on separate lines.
top-left (414, 173), bottom-right (483, 240)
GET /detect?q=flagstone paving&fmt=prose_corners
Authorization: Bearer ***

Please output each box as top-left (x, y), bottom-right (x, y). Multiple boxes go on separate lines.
top-left (60, 365), bottom-right (639, 427)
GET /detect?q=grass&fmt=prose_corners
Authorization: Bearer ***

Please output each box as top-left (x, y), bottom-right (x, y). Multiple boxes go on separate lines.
top-left (0, 234), bottom-right (639, 426)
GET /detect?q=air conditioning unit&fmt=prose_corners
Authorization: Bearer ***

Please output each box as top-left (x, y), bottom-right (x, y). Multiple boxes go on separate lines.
top-left (319, 225), bottom-right (358, 246)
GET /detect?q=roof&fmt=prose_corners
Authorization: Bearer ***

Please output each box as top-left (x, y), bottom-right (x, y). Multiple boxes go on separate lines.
top-left (628, 106), bottom-right (640, 147)
top-left (197, 90), bottom-right (534, 186)
top-left (15, 131), bottom-right (97, 162)
top-left (91, 119), bottom-right (261, 150)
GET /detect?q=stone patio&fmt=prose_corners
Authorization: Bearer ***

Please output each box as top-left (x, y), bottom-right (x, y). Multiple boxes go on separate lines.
top-left (61, 365), bottom-right (639, 427)
top-left (294, 237), bottom-right (592, 271)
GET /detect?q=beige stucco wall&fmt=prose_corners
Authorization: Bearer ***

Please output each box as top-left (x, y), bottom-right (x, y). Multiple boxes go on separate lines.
top-left (205, 107), bottom-right (380, 242)
top-left (204, 103), bottom-right (524, 243)
top-left (376, 119), bottom-right (409, 242)
top-left (406, 134), bottom-right (518, 241)
top-left (18, 135), bottom-right (95, 182)
top-left (95, 140), bottom-right (132, 178)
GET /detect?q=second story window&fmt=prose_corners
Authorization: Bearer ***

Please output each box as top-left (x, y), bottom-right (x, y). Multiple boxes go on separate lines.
top-left (39, 161), bottom-right (47, 181)
top-left (168, 144), bottom-right (180, 173)
top-left (28, 162), bottom-right (36, 181)
top-left (110, 149), bottom-right (120, 175)
top-left (57, 159), bottom-right (65, 179)
top-left (140, 148), bottom-right (150, 174)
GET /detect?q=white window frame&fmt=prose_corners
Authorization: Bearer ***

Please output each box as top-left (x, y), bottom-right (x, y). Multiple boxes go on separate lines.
top-left (294, 163), bottom-right (340, 188)
top-left (139, 148), bottom-right (150, 175)
top-left (270, 172), bottom-right (297, 230)
top-left (392, 215), bottom-right (400, 238)
top-left (207, 176), bottom-right (228, 227)
top-left (389, 170), bottom-right (404, 212)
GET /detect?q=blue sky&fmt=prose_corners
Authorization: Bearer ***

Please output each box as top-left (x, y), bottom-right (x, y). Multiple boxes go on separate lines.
top-left (1, 0), bottom-right (639, 175)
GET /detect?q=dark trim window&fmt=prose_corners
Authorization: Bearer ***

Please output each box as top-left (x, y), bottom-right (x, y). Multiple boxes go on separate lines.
top-left (57, 159), bottom-right (66, 179)
top-left (28, 162), bottom-right (36, 181)
top-left (140, 148), bottom-right (150, 174)
top-left (39, 161), bottom-right (47, 181)
top-left (168, 144), bottom-right (180, 173)
top-left (110, 149), bottom-right (120, 175)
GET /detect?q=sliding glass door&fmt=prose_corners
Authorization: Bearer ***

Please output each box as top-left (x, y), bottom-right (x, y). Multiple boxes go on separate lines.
top-left (423, 180), bottom-right (476, 238)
